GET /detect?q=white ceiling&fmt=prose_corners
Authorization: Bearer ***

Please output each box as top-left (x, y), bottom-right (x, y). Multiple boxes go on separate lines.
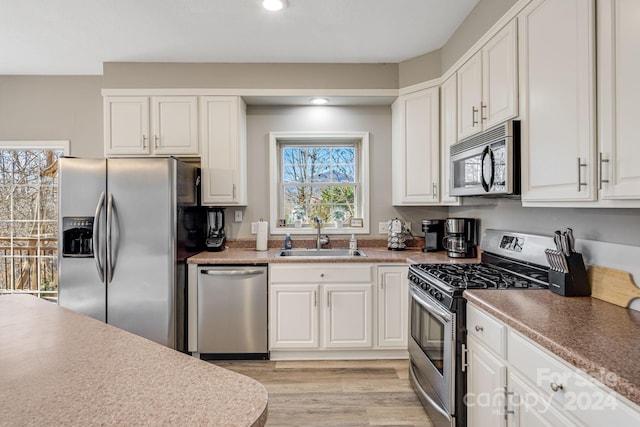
top-left (0, 0), bottom-right (479, 75)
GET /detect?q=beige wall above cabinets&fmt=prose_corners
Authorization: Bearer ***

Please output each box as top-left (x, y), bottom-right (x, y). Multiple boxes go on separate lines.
top-left (0, 76), bottom-right (103, 158)
top-left (103, 96), bottom-right (199, 157)
top-left (520, 0), bottom-right (640, 208)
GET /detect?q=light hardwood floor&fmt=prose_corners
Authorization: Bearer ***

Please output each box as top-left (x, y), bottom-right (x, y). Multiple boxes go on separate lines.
top-left (212, 359), bottom-right (435, 427)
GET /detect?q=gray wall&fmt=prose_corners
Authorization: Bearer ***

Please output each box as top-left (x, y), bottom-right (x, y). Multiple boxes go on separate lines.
top-left (103, 62), bottom-right (399, 90)
top-left (440, 0), bottom-right (519, 72)
top-left (0, 76), bottom-right (103, 157)
top-left (398, 50), bottom-right (442, 88)
top-left (227, 104), bottom-right (448, 239)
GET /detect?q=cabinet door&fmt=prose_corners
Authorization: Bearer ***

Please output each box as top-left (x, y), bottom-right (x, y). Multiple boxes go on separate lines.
top-left (269, 284), bottom-right (318, 349)
top-left (200, 96), bottom-right (247, 205)
top-left (483, 20), bottom-right (518, 129)
top-left (457, 51), bottom-right (483, 140)
top-left (467, 335), bottom-right (507, 427)
top-left (151, 96), bottom-right (199, 156)
top-left (104, 97), bottom-right (150, 156)
top-left (391, 87), bottom-right (440, 205)
top-left (598, 0), bottom-right (640, 200)
top-left (323, 284), bottom-right (372, 348)
top-left (519, 0), bottom-right (596, 202)
top-left (507, 371), bottom-right (579, 427)
top-left (440, 74), bottom-right (460, 205)
top-left (376, 266), bottom-right (408, 348)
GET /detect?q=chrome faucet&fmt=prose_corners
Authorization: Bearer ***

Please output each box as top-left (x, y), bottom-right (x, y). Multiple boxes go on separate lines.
top-left (313, 216), bottom-right (330, 250)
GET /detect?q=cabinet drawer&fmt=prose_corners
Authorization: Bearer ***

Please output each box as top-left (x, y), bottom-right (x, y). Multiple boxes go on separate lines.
top-left (270, 263), bottom-right (373, 284)
top-left (508, 329), bottom-right (640, 427)
top-left (466, 304), bottom-right (506, 357)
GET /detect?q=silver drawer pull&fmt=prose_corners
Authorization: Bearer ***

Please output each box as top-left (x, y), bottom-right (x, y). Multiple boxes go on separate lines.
top-left (201, 269), bottom-right (264, 276)
top-left (550, 382), bottom-right (564, 392)
top-left (475, 325), bottom-right (484, 332)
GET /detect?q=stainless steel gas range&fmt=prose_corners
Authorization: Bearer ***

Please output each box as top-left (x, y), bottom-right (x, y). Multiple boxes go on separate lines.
top-left (408, 229), bottom-right (554, 427)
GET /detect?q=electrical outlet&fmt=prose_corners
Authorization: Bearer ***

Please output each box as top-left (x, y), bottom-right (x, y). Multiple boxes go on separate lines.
top-left (234, 210), bottom-right (243, 222)
top-left (251, 222), bottom-right (258, 234)
top-left (405, 222), bottom-right (412, 232)
top-left (378, 221), bottom-right (389, 234)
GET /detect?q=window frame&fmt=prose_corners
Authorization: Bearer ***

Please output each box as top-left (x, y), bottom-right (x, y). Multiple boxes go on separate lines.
top-left (0, 140), bottom-right (70, 299)
top-left (269, 132), bottom-right (370, 235)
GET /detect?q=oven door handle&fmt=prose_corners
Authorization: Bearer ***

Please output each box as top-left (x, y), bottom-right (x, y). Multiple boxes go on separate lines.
top-left (410, 287), bottom-right (453, 323)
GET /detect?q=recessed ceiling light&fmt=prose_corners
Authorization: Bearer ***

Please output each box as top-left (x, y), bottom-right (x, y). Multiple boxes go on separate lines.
top-left (262, 0), bottom-right (287, 11)
top-left (310, 98), bottom-right (329, 105)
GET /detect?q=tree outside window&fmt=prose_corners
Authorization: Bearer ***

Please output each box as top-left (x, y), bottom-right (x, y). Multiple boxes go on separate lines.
top-left (0, 142), bottom-right (67, 301)
top-left (281, 143), bottom-right (358, 227)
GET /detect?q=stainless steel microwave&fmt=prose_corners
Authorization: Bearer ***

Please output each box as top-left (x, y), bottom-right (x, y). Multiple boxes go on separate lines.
top-left (450, 120), bottom-right (520, 197)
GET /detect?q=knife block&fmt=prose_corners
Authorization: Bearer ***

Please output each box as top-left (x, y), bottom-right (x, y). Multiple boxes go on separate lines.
top-left (548, 252), bottom-right (590, 297)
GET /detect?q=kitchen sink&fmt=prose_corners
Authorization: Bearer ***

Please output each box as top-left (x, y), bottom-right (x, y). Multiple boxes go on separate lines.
top-left (276, 248), bottom-right (367, 258)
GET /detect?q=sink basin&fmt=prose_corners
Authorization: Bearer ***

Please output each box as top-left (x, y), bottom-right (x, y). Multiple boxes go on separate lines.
top-left (277, 248), bottom-right (366, 258)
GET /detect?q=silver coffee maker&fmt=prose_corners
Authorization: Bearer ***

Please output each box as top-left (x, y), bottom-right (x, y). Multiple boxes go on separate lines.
top-left (443, 218), bottom-right (477, 258)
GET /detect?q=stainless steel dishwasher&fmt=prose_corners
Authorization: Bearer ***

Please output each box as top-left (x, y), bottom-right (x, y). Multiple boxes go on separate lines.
top-left (197, 265), bottom-right (268, 359)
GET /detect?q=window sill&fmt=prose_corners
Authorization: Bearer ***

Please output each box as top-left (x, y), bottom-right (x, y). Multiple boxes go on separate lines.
top-left (270, 226), bottom-right (370, 236)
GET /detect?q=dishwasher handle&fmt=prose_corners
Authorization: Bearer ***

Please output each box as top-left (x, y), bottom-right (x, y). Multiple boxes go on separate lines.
top-left (200, 269), bottom-right (265, 276)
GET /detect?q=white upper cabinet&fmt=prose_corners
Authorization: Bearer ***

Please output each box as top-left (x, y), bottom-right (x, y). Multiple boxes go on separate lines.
top-left (150, 96), bottom-right (199, 156)
top-left (439, 74), bottom-right (461, 205)
top-left (519, 0), bottom-right (597, 203)
top-left (104, 97), bottom-right (150, 156)
top-left (458, 20), bottom-right (518, 140)
top-left (392, 85), bottom-right (441, 205)
top-left (597, 0), bottom-right (640, 201)
top-left (104, 96), bottom-right (199, 157)
top-left (200, 96), bottom-right (247, 206)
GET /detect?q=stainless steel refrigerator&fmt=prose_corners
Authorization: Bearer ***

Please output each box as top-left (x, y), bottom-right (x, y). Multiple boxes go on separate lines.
top-left (58, 157), bottom-right (206, 351)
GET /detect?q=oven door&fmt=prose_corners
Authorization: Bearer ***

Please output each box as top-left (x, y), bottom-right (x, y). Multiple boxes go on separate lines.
top-left (409, 285), bottom-right (456, 427)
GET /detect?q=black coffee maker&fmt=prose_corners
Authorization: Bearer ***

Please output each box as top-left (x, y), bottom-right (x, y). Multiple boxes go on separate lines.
top-left (206, 208), bottom-right (226, 252)
top-left (421, 219), bottom-right (445, 252)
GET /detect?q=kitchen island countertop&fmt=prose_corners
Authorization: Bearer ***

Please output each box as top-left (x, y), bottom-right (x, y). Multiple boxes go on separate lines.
top-left (0, 294), bottom-right (268, 426)
top-left (464, 289), bottom-right (640, 407)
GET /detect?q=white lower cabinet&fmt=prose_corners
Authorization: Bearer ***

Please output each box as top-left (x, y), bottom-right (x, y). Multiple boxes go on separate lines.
top-left (377, 265), bottom-right (408, 348)
top-left (270, 284), bottom-right (319, 348)
top-left (466, 303), bottom-right (640, 427)
top-left (323, 284), bottom-right (372, 348)
top-left (269, 263), bottom-right (408, 358)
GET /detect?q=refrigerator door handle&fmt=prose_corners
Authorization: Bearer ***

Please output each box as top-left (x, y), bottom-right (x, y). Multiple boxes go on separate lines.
top-left (93, 191), bottom-right (106, 283)
top-left (106, 192), bottom-right (114, 283)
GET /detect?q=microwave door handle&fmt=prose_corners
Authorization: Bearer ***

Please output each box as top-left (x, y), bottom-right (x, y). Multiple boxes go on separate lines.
top-left (480, 146), bottom-right (495, 192)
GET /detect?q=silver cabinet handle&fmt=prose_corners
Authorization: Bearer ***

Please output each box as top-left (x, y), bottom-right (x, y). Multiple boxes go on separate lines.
top-left (475, 325), bottom-right (483, 332)
top-left (577, 157), bottom-right (587, 192)
top-left (92, 192), bottom-right (105, 283)
top-left (154, 135), bottom-right (159, 149)
top-left (472, 106), bottom-right (479, 126)
top-left (200, 269), bottom-right (264, 276)
top-left (550, 382), bottom-right (564, 392)
top-left (232, 184), bottom-right (237, 200)
top-left (313, 290), bottom-right (317, 307)
top-left (480, 102), bottom-right (487, 122)
top-left (598, 152), bottom-right (610, 190)
top-left (432, 182), bottom-right (437, 199)
top-left (106, 193), bottom-right (114, 283)
top-left (142, 135), bottom-right (147, 149)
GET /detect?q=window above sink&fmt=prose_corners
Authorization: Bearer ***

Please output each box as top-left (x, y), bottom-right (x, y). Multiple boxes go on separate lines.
top-left (269, 131), bottom-right (370, 235)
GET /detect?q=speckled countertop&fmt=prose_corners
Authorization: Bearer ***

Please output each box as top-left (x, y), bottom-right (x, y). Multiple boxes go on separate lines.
top-left (464, 289), bottom-right (640, 406)
top-left (0, 294), bottom-right (268, 426)
top-left (188, 247), bottom-right (477, 265)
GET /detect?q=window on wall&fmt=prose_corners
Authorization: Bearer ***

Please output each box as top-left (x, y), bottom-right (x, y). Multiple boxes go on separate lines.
top-left (0, 141), bottom-right (69, 301)
top-left (269, 132), bottom-right (370, 234)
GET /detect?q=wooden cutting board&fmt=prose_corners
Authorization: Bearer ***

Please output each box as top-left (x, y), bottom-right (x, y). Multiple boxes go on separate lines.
top-left (588, 265), bottom-right (640, 308)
